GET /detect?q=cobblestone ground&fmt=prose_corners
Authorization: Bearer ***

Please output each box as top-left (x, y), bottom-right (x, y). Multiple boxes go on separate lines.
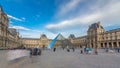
top-left (0, 49), bottom-right (120, 68)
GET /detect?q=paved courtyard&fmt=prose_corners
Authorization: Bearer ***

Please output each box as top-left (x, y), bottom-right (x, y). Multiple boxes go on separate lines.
top-left (0, 49), bottom-right (120, 68)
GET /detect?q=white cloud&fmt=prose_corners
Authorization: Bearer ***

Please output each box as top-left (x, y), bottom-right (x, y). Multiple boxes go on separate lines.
top-left (9, 25), bottom-right (42, 38)
top-left (9, 26), bottom-right (30, 30)
top-left (56, 0), bottom-right (81, 16)
top-left (32, 30), bottom-right (41, 33)
top-left (7, 14), bottom-right (25, 21)
top-left (46, 0), bottom-right (120, 33)
top-left (21, 17), bottom-right (26, 21)
top-left (9, 25), bottom-right (41, 33)
top-left (46, 12), bottom-right (102, 30)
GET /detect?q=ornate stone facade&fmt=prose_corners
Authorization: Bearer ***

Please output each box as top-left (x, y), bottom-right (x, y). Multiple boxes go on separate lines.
top-left (99, 28), bottom-right (120, 48)
top-left (69, 36), bottom-right (87, 48)
top-left (87, 22), bottom-right (120, 48)
top-left (0, 5), bottom-right (9, 48)
top-left (22, 22), bottom-right (120, 49)
top-left (87, 22), bottom-right (105, 48)
top-left (71, 22), bottom-right (120, 48)
top-left (22, 34), bottom-right (50, 48)
top-left (0, 6), bottom-right (20, 49)
top-left (22, 34), bottom-right (72, 48)
top-left (7, 28), bottom-right (21, 48)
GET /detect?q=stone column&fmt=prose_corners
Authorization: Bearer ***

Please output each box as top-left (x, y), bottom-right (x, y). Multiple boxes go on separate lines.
top-left (106, 42), bottom-right (109, 48)
top-left (111, 42), bottom-right (114, 48)
top-left (118, 41), bottom-right (120, 48)
top-left (117, 41), bottom-right (119, 48)
top-left (97, 42), bottom-right (100, 48)
top-left (88, 43), bottom-right (90, 48)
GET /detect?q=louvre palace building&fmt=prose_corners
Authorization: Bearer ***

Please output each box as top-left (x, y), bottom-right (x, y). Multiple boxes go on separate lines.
top-left (0, 6), bottom-right (21, 49)
top-left (22, 22), bottom-right (120, 49)
top-left (0, 5), bottom-right (120, 49)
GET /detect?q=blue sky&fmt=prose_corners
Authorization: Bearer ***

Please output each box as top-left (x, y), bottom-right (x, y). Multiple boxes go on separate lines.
top-left (0, 0), bottom-right (120, 39)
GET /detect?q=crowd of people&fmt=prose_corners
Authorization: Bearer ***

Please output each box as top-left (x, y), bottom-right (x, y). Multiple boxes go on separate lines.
top-left (6, 45), bottom-right (120, 68)
top-left (29, 47), bottom-right (42, 57)
top-left (53, 46), bottom-right (75, 52)
top-left (52, 46), bottom-right (120, 55)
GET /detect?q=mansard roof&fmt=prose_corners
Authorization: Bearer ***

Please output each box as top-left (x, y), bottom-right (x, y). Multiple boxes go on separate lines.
top-left (75, 35), bottom-right (87, 39)
top-left (40, 34), bottom-right (48, 39)
top-left (8, 28), bottom-right (17, 35)
top-left (68, 34), bottom-right (75, 39)
top-left (88, 22), bottom-right (104, 31)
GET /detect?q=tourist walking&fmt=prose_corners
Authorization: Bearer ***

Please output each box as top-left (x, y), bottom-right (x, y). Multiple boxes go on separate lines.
top-left (117, 48), bottom-right (120, 53)
top-left (33, 47), bottom-right (38, 55)
top-left (80, 49), bottom-right (83, 54)
top-left (38, 48), bottom-right (42, 55)
top-left (105, 48), bottom-right (109, 53)
top-left (66, 46), bottom-right (70, 52)
top-left (94, 49), bottom-right (98, 55)
top-left (53, 47), bottom-right (56, 52)
top-left (29, 48), bottom-right (33, 57)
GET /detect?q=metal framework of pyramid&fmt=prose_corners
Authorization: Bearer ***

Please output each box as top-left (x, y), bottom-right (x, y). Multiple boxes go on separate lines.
top-left (57, 34), bottom-right (65, 40)
top-left (47, 33), bottom-right (72, 49)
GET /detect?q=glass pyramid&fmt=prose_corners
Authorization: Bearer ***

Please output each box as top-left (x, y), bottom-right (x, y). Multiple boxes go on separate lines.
top-left (47, 33), bottom-right (66, 49)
